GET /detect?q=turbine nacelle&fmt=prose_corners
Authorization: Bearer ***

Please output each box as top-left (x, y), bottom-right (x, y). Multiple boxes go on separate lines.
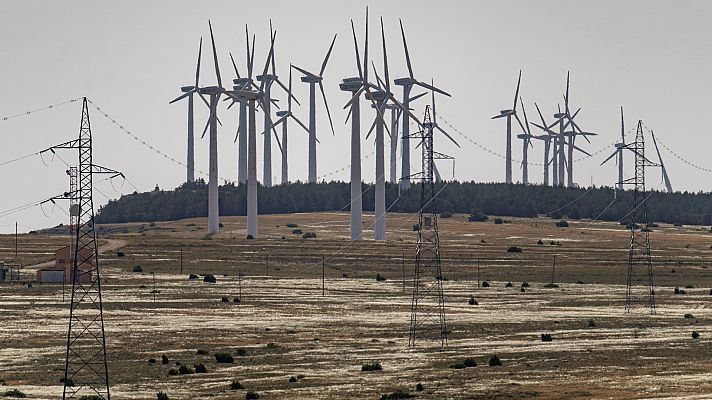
top-left (339, 78), bottom-right (363, 92)
top-left (500, 109), bottom-right (514, 116)
top-left (256, 74), bottom-right (277, 82)
top-left (181, 86), bottom-right (195, 93)
top-left (276, 110), bottom-right (289, 117)
top-left (198, 86), bottom-right (222, 96)
top-left (394, 77), bottom-right (417, 86)
top-left (553, 112), bottom-right (566, 119)
top-left (300, 75), bottom-right (323, 84)
top-left (365, 90), bottom-right (389, 101)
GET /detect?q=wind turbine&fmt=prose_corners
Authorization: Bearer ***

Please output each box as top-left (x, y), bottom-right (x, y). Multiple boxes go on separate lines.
top-left (267, 67), bottom-right (309, 184)
top-left (560, 72), bottom-right (596, 187)
top-left (516, 98), bottom-right (534, 185)
top-left (256, 21), bottom-right (293, 187)
top-left (531, 103), bottom-right (557, 186)
top-left (650, 129), bottom-right (673, 193)
top-left (492, 70), bottom-right (526, 184)
top-left (394, 19), bottom-right (452, 191)
top-left (170, 21), bottom-right (225, 235)
top-left (340, 14), bottom-right (367, 241)
top-left (229, 25), bottom-right (256, 185)
top-left (170, 37), bottom-right (203, 183)
top-left (291, 34), bottom-right (337, 183)
top-left (601, 106), bottom-right (627, 190)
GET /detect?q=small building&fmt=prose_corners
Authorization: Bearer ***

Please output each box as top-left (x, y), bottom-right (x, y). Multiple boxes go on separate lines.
top-left (36, 246), bottom-right (94, 284)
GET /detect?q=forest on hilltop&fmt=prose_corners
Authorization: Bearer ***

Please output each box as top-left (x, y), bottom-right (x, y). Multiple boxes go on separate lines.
top-left (95, 180), bottom-right (712, 227)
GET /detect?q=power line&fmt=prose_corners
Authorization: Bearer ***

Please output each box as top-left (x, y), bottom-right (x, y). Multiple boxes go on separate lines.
top-left (0, 98), bottom-right (81, 122)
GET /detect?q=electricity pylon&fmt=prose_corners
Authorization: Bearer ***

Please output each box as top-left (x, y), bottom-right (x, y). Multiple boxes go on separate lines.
top-left (620, 120), bottom-right (657, 314)
top-left (408, 105), bottom-right (451, 348)
top-left (42, 97), bottom-right (123, 399)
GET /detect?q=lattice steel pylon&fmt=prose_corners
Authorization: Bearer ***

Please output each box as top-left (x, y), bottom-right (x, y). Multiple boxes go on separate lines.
top-left (42, 97), bottom-right (123, 399)
top-left (408, 106), bottom-right (451, 348)
top-left (620, 120), bottom-right (657, 314)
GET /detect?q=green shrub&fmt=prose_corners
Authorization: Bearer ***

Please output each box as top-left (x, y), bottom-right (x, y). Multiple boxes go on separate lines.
top-left (178, 365), bottom-right (194, 375)
top-left (117, 251), bottom-right (125, 257)
top-left (221, 297), bottom-right (229, 302)
top-left (505, 282), bottom-right (513, 287)
top-left (292, 229), bottom-right (303, 235)
top-left (507, 246), bottom-right (522, 253)
top-left (245, 393), bottom-right (259, 400)
top-left (161, 354), bottom-right (169, 364)
top-left (289, 376), bottom-right (297, 383)
top-left (157, 392), bottom-right (169, 400)
top-left (2, 389), bottom-right (26, 398)
top-left (488, 355), bottom-right (502, 367)
top-left (230, 380), bottom-right (244, 390)
top-left (286, 223), bottom-right (299, 228)
top-left (188, 274), bottom-right (199, 280)
top-left (494, 218), bottom-right (504, 225)
top-left (556, 220), bottom-right (569, 228)
top-left (416, 383), bottom-right (424, 391)
top-left (302, 232), bottom-right (317, 239)
top-left (194, 363), bottom-right (207, 373)
top-left (196, 349), bottom-right (209, 355)
top-left (541, 333), bottom-right (553, 342)
top-left (521, 282), bottom-right (530, 288)
top-left (376, 274), bottom-right (387, 282)
top-left (692, 331), bottom-right (700, 339)
top-left (132, 265), bottom-right (143, 273)
top-left (537, 239), bottom-right (543, 245)
top-left (362, 362), bottom-right (382, 372)
top-left (215, 352), bottom-right (234, 363)
top-left (468, 210), bottom-right (489, 222)
top-left (468, 296), bottom-right (477, 305)
top-left (379, 390), bottom-right (414, 400)
top-left (167, 368), bottom-right (178, 376)
top-left (148, 357), bottom-right (156, 363)
top-left (204, 274), bottom-right (217, 283)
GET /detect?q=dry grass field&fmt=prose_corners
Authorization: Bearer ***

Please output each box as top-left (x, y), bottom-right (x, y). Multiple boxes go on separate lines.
top-left (2, 212), bottom-right (712, 399)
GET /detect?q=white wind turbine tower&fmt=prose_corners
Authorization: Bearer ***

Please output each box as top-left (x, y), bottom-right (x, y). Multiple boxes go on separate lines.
top-left (170, 21), bottom-right (226, 235)
top-left (228, 25), bottom-right (256, 185)
top-left (340, 13), bottom-right (369, 241)
top-left (492, 70), bottom-right (526, 184)
top-left (170, 37), bottom-right (203, 183)
top-left (291, 34), bottom-right (337, 183)
top-left (531, 102), bottom-right (558, 185)
top-left (256, 22), bottom-right (293, 188)
top-left (427, 79), bottom-right (461, 179)
top-left (268, 67), bottom-right (309, 184)
top-left (394, 19), bottom-right (451, 191)
top-left (516, 98), bottom-right (534, 185)
top-left (601, 107), bottom-right (626, 190)
top-left (650, 129), bottom-right (673, 193)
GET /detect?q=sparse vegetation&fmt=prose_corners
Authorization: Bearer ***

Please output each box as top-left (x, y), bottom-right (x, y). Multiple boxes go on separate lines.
top-left (196, 349), bottom-right (209, 355)
top-left (379, 390), bottom-right (414, 400)
top-left (203, 274), bottom-right (217, 283)
top-left (361, 362), bottom-right (382, 372)
top-left (521, 282), bottom-right (530, 288)
top-left (541, 333), bottom-right (553, 342)
top-left (507, 245), bottom-right (522, 253)
top-left (376, 273), bottom-right (387, 281)
top-left (416, 383), bottom-right (424, 391)
top-left (674, 287), bottom-right (686, 295)
top-left (117, 251), bottom-right (125, 257)
top-left (245, 392), bottom-right (260, 400)
top-left (215, 352), bottom-right (234, 363)
top-left (505, 281), bottom-right (513, 287)
top-left (289, 376), bottom-right (297, 383)
top-left (494, 217), bottom-right (504, 225)
top-left (230, 380), bottom-right (244, 390)
top-left (468, 296), bottom-right (477, 305)
top-left (157, 392), bottom-right (169, 400)
top-left (468, 209), bottom-right (489, 222)
top-left (302, 232), bottom-right (317, 239)
top-left (286, 223), bottom-right (299, 228)
top-left (588, 319), bottom-right (596, 328)
top-left (161, 354), bottom-right (169, 364)
top-left (221, 296), bottom-right (229, 302)
top-left (451, 357), bottom-right (478, 369)
top-left (488, 355), bottom-right (502, 367)
top-left (132, 265), bottom-right (143, 273)
top-left (292, 229), bottom-right (303, 235)
top-left (194, 363), bottom-right (207, 373)
top-left (178, 364), bottom-right (194, 374)
top-left (2, 389), bottom-right (26, 398)
top-left (482, 281), bottom-right (490, 288)
top-left (556, 220), bottom-right (569, 228)
top-left (188, 274), bottom-right (199, 280)
top-left (440, 211), bottom-right (452, 218)
top-left (684, 313), bottom-right (695, 319)
top-left (692, 331), bottom-right (700, 339)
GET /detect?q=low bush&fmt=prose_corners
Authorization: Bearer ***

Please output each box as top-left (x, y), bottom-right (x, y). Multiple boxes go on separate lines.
top-left (507, 246), bottom-right (522, 253)
top-left (194, 363), bottom-right (207, 373)
top-left (157, 392), bottom-right (169, 400)
top-left (376, 274), bottom-right (387, 282)
top-left (537, 239), bottom-right (543, 245)
top-left (494, 218), bottom-right (504, 225)
top-left (230, 380), bottom-right (244, 390)
top-left (246, 234), bottom-right (254, 240)
top-left (203, 274), bottom-right (217, 283)
top-left (379, 390), bottom-right (414, 400)
top-left (541, 333), bottom-right (553, 342)
top-left (302, 232), bottom-right (317, 239)
top-left (556, 220), bottom-right (569, 228)
top-left (692, 331), bottom-right (700, 339)
top-left (468, 210), bottom-right (489, 222)
top-left (148, 357), bottom-right (156, 363)
top-left (674, 287), bottom-right (686, 295)
top-left (245, 392), bottom-right (260, 400)
top-left (167, 368), bottom-right (178, 376)
top-left (221, 297), bottom-right (229, 302)
top-left (188, 274), bottom-right (199, 280)
top-left (289, 376), bottom-right (297, 383)
top-left (588, 319), bottom-right (596, 328)
top-left (468, 296), bottom-right (477, 305)
top-left (178, 365), bottom-right (194, 375)
top-left (505, 282), bottom-right (513, 287)
top-left (685, 284), bottom-right (695, 289)
top-left (684, 313), bottom-right (695, 319)
top-left (416, 383), bottom-right (424, 391)
top-left (286, 223), bottom-right (299, 228)
top-left (440, 211), bottom-right (452, 218)
top-left (233, 297), bottom-right (241, 303)
top-left (215, 352), bottom-right (234, 363)
top-left (196, 349), bottom-right (209, 355)
top-left (132, 265), bottom-right (143, 273)
top-left (521, 282), bottom-right (530, 288)
top-left (117, 251), bottom-right (125, 257)
top-left (488, 355), bottom-right (502, 367)
top-left (292, 229), bottom-right (303, 235)
top-left (361, 362), bottom-right (383, 372)
top-left (482, 281), bottom-right (490, 288)
top-left (544, 283), bottom-right (559, 289)
top-left (161, 354), bottom-right (169, 365)
top-left (2, 389), bottom-right (26, 398)
top-left (235, 348), bottom-right (249, 357)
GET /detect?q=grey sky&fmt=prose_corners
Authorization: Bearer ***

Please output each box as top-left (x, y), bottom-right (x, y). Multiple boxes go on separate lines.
top-left (1, 0), bottom-right (711, 233)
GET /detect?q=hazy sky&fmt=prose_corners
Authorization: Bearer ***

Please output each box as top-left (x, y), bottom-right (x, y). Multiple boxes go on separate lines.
top-left (1, 0), bottom-right (711, 233)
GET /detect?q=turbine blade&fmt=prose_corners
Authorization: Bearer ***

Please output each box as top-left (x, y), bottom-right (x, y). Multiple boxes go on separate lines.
top-left (364, 6), bottom-right (369, 83)
top-left (365, 114), bottom-right (378, 140)
top-left (399, 19), bottom-right (414, 79)
top-left (408, 92), bottom-right (427, 103)
top-left (535, 102), bottom-right (547, 127)
top-left (209, 20), bottom-right (222, 88)
top-left (245, 25), bottom-right (252, 78)
top-left (319, 34), bottom-right (337, 77)
top-left (351, 19), bottom-right (363, 80)
top-left (169, 90), bottom-right (193, 104)
top-left (520, 97), bottom-right (531, 135)
top-left (345, 106), bottom-right (352, 124)
top-left (565, 71), bottom-right (570, 113)
top-left (275, 77), bottom-right (300, 107)
top-left (514, 113), bottom-right (526, 134)
top-left (620, 106), bottom-right (625, 142)
top-left (319, 81), bottom-right (335, 136)
top-left (600, 151), bottom-right (617, 166)
top-left (414, 80), bottom-right (451, 97)
top-left (195, 37), bottom-right (203, 88)
top-left (380, 17), bottom-right (390, 91)
top-left (343, 85), bottom-right (365, 109)
top-left (513, 69), bottom-right (521, 111)
top-left (291, 64), bottom-right (317, 79)
top-left (260, 31), bottom-right (276, 91)
top-left (229, 52), bottom-right (241, 79)
top-left (372, 60), bottom-right (386, 89)
top-left (291, 114), bottom-right (309, 133)
top-left (436, 125), bottom-right (461, 148)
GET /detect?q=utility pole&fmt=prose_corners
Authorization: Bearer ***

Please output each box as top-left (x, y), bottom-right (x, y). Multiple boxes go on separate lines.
top-left (238, 268), bottom-right (242, 302)
top-left (15, 222), bottom-right (18, 261)
top-left (402, 252), bottom-right (405, 293)
top-left (180, 245), bottom-right (183, 275)
top-left (322, 255), bottom-right (325, 297)
top-left (477, 258), bottom-right (480, 289)
top-left (152, 272), bottom-right (156, 302)
top-left (41, 97), bottom-right (121, 399)
top-left (409, 106), bottom-right (450, 348)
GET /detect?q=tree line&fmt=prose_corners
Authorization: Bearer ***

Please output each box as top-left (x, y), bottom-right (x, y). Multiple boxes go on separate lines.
top-left (96, 179), bottom-right (712, 226)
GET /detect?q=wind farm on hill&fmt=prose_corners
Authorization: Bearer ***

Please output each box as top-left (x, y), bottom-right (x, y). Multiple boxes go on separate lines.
top-left (0, 3), bottom-right (711, 400)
